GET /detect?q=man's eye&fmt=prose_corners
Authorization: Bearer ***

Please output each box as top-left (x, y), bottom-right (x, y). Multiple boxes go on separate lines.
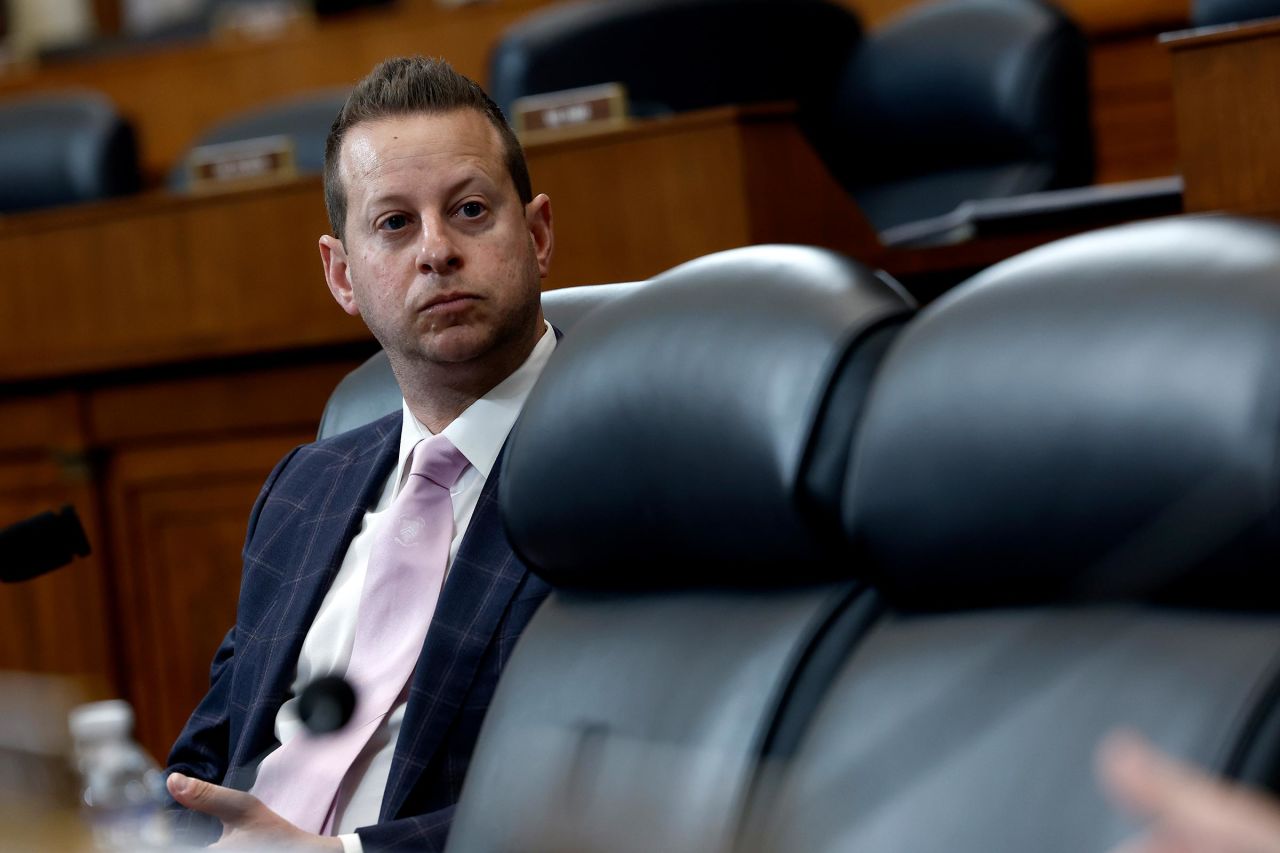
top-left (379, 214), bottom-right (409, 231)
top-left (457, 201), bottom-right (486, 219)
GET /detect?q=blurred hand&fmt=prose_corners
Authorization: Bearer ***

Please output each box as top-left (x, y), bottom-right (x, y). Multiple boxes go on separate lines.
top-left (167, 772), bottom-right (343, 850)
top-left (1097, 730), bottom-right (1280, 853)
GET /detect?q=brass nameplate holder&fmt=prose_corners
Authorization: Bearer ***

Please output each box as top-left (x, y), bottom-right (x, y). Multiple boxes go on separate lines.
top-left (513, 83), bottom-right (629, 140)
top-left (186, 135), bottom-right (298, 194)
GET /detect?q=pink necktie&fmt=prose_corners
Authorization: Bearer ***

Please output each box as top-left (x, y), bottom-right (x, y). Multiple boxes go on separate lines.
top-left (251, 434), bottom-right (470, 834)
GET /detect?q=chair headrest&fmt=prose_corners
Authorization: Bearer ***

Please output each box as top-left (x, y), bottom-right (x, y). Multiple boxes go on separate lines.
top-left (844, 216), bottom-right (1280, 609)
top-left (820, 0), bottom-right (1091, 192)
top-left (169, 88), bottom-right (350, 190)
top-left (1192, 0), bottom-right (1280, 27)
top-left (0, 91), bottom-right (140, 213)
top-left (501, 245), bottom-right (913, 590)
top-left (489, 0), bottom-right (860, 120)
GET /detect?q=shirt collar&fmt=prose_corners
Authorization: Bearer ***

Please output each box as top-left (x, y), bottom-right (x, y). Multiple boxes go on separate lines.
top-left (395, 320), bottom-right (556, 491)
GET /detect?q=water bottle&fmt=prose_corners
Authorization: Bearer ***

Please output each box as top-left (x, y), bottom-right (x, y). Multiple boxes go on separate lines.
top-left (68, 699), bottom-right (172, 850)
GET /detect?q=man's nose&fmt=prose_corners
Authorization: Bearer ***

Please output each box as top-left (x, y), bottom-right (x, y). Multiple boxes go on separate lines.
top-left (416, 221), bottom-right (461, 275)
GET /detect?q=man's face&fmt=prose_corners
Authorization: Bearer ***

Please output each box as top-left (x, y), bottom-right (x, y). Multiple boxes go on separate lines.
top-left (320, 109), bottom-right (552, 381)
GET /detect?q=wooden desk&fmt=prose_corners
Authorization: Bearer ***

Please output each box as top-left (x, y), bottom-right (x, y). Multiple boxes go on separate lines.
top-left (1164, 19), bottom-right (1280, 214)
top-left (2, 102), bottom-right (1159, 381)
top-left (528, 105), bottom-right (883, 288)
top-left (0, 105), bottom-right (874, 382)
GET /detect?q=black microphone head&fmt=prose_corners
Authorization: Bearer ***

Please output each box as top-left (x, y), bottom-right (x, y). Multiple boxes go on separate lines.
top-left (1, 505), bottom-right (90, 583)
top-left (297, 675), bottom-right (356, 735)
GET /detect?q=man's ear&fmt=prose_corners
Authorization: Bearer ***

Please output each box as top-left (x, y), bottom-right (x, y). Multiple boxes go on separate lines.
top-left (319, 235), bottom-right (360, 317)
top-left (525, 194), bottom-right (554, 279)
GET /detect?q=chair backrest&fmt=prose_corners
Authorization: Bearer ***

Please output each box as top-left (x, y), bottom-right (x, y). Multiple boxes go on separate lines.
top-left (444, 245), bottom-right (914, 853)
top-left (815, 0), bottom-right (1093, 231)
top-left (168, 88), bottom-right (350, 191)
top-left (749, 216), bottom-right (1280, 853)
top-left (317, 280), bottom-right (649, 439)
top-left (0, 91), bottom-right (140, 213)
top-left (488, 0), bottom-right (860, 120)
top-left (446, 218), bottom-right (1280, 853)
top-left (1193, 0), bottom-right (1280, 26)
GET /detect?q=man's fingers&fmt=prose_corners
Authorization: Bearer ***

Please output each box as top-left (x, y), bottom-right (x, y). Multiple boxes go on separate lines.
top-left (167, 773), bottom-right (259, 825)
top-left (1097, 730), bottom-right (1180, 816)
top-left (1097, 730), bottom-right (1280, 853)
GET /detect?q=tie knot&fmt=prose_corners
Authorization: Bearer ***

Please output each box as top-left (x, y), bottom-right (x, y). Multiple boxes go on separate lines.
top-left (408, 434), bottom-right (470, 488)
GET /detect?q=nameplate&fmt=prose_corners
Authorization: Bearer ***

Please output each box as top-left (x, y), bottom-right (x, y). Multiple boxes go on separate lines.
top-left (513, 83), bottom-right (628, 138)
top-left (187, 135), bottom-right (298, 193)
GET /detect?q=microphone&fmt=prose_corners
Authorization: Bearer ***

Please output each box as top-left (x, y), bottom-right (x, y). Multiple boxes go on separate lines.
top-left (0, 505), bottom-right (90, 583)
top-left (296, 675), bottom-right (356, 734)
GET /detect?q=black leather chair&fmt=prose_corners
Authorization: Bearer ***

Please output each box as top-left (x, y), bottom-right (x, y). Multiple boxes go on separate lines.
top-left (488, 0), bottom-right (861, 120)
top-left (440, 245), bottom-right (914, 853)
top-left (168, 88), bottom-right (350, 191)
top-left (815, 0), bottom-right (1094, 231)
top-left (437, 217), bottom-right (1280, 853)
top-left (0, 91), bottom-right (141, 214)
top-left (1193, 0), bottom-right (1280, 26)
top-left (748, 215), bottom-right (1280, 852)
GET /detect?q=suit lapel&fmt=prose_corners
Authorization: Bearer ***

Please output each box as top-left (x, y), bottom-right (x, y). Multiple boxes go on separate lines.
top-left (231, 416), bottom-right (401, 773)
top-left (381, 453), bottom-right (526, 818)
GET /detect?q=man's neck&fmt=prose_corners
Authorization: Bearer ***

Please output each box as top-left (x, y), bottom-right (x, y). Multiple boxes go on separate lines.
top-left (393, 325), bottom-right (546, 434)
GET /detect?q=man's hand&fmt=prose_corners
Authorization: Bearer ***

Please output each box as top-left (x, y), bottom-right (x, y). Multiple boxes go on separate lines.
top-left (1097, 730), bottom-right (1280, 853)
top-left (167, 772), bottom-right (343, 850)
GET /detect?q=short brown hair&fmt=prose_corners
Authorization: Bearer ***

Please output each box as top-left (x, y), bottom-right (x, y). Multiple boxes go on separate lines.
top-left (323, 56), bottom-right (533, 241)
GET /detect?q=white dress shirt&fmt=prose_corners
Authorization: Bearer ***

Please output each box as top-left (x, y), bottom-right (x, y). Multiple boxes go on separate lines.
top-left (246, 324), bottom-right (555, 853)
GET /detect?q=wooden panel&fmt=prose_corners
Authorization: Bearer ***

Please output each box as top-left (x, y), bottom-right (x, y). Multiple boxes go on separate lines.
top-left (0, 453), bottom-right (115, 689)
top-left (528, 113), bottom-right (753, 288)
top-left (107, 432), bottom-right (313, 762)
top-left (0, 393), bottom-right (85, 454)
top-left (0, 0), bottom-right (555, 181)
top-left (88, 359), bottom-right (367, 445)
top-left (1166, 20), bottom-right (1280, 213)
top-left (1091, 35), bottom-right (1179, 182)
top-left (527, 105), bottom-right (880, 289)
top-left (739, 116), bottom-right (880, 257)
top-left (0, 179), bottom-right (366, 381)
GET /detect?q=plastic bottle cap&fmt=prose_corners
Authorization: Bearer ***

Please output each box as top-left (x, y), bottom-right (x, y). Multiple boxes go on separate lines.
top-left (68, 699), bottom-right (135, 742)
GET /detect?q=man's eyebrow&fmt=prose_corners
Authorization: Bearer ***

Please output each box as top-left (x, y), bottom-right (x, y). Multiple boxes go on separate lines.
top-left (363, 191), bottom-right (413, 212)
top-left (361, 173), bottom-right (498, 215)
top-left (442, 172), bottom-right (496, 198)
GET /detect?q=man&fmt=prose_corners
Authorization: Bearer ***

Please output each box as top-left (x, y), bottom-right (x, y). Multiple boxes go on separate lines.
top-left (164, 56), bottom-right (556, 852)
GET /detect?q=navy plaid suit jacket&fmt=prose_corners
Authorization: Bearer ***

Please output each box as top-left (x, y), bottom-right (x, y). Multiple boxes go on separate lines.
top-left (167, 409), bottom-right (551, 851)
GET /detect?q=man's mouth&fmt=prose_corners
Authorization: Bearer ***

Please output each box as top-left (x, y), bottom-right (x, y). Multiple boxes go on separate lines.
top-left (422, 292), bottom-right (479, 313)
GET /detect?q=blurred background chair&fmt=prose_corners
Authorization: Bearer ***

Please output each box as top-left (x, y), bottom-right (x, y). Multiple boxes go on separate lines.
top-left (488, 0), bottom-right (861, 120)
top-left (749, 215), bottom-right (1280, 853)
top-left (489, 0), bottom-right (1093, 235)
top-left (1193, 0), bottom-right (1280, 26)
top-left (167, 87), bottom-right (349, 191)
top-left (0, 90), bottom-right (141, 213)
top-left (814, 0), bottom-right (1094, 231)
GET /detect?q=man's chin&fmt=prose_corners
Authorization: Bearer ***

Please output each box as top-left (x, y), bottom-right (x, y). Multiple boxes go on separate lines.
top-left (416, 326), bottom-right (495, 366)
